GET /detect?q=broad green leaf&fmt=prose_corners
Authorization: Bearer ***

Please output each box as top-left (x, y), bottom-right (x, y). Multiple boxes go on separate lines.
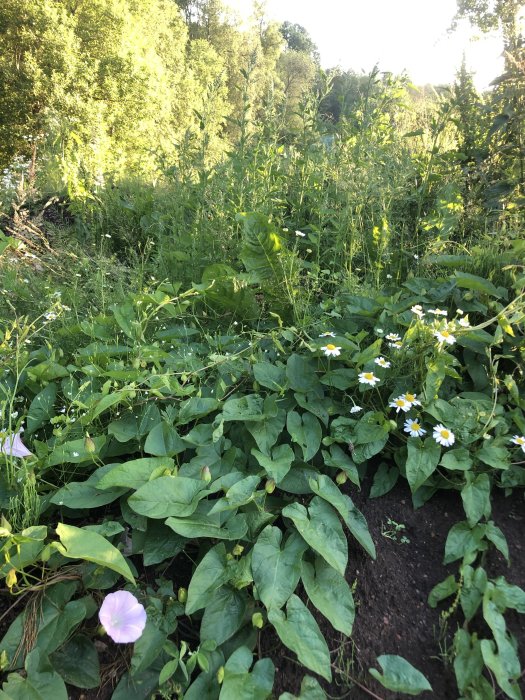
top-left (246, 408), bottom-right (286, 455)
top-left (268, 595), bottom-right (331, 682)
top-left (309, 475), bottom-right (376, 559)
top-left (286, 355), bottom-right (322, 394)
top-left (50, 635), bottom-right (100, 689)
top-left (461, 474), bottom-right (491, 526)
top-left (130, 621), bottom-right (167, 676)
top-left (201, 587), bottom-right (247, 646)
top-left (370, 463), bottom-right (399, 498)
top-left (439, 448), bottom-right (473, 471)
top-left (322, 445), bottom-right (360, 486)
top-left (88, 391), bottom-right (130, 421)
top-left (484, 522), bottom-right (509, 562)
top-left (1, 666), bottom-right (67, 700)
top-left (253, 362), bottom-right (286, 391)
top-left (166, 510), bottom-right (248, 541)
top-left (428, 575), bottom-right (458, 608)
top-left (475, 445), bottom-right (510, 470)
top-left (128, 476), bottom-right (207, 519)
top-left (282, 498), bottom-right (347, 575)
top-left (286, 411), bottom-right (322, 461)
top-left (454, 271), bottom-right (502, 298)
top-left (143, 520), bottom-right (186, 566)
top-left (301, 557), bottom-right (354, 635)
top-left (405, 438), bottom-right (441, 492)
top-left (178, 397), bottom-right (220, 425)
top-left (55, 523), bottom-right (135, 584)
top-left (460, 566), bottom-right (487, 621)
top-left (252, 526), bottom-right (307, 610)
top-left (223, 395), bottom-right (265, 422)
top-left (50, 481), bottom-right (126, 509)
top-left (369, 655), bottom-right (432, 695)
top-left (480, 640), bottom-right (522, 700)
top-left (186, 544), bottom-right (229, 615)
top-left (492, 577), bottom-right (525, 613)
top-left (46, 437), bottom-right (106, 467)
top-left (144, 422), bottom-right (185, 456)
top-left (26, 384), bottom-right (57, 435)
top-left (453, 630), bottom-right (484, 694)
top-left (279, 676), bottom-right (326, 699)
top-left (219, 646), bottom-right (274, 700)
top-left (443, 521), bottom-right (485, 565)
top-left (251, 444), bottom-right (294, 483)
top-left (97, 458), bottom-right (175, 491)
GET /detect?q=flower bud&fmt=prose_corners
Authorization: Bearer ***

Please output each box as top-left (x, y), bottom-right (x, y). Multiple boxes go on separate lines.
top-left (265, 479), bottom-right (276, 494)
top-left (335, 471), bottom-right (347, 485)
top-left (232, 544), bottom-right (244, 557)
top-left (177, 587), bottom-right (187, 603)
top-left (201, 466), bottom-right (211, 483)
top-left (217, 666), bottom-right (225, 684)
top-left (84, 435), bottom-right (96, 453)
top-left (6, 569), bottom-right (17, 589)
top-left (252, 612), bottom-right (264, 629)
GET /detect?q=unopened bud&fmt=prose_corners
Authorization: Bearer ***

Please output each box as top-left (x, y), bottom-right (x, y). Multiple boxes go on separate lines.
top-left (6, 569), bottom-right (17, 589)
top-left (335, 471), bottom-right (347, 485)
top-left (252, 612), bottom-right (264, 629)
top-left (201, 466), bottom-right (211, 483)
top-left (217, 666), bottom-right (225, 684)
top-left (265, 479), bottom-right (276, 494)
top-left (232, 544), bottom-right (244, 556)
top-left (84, 435), bottom-right (96, 453)
top-left (177, 587), bottom-right (187, 603)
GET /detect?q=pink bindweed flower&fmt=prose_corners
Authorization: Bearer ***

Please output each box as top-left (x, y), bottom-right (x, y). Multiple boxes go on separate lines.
top-left (99, 591), bottom-right (147, 643)
top-left (0, 431), bottom-right (33, 458)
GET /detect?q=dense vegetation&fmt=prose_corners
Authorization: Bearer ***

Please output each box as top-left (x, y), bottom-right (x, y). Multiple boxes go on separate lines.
top-left (1, 1), bottom-right (525, 698)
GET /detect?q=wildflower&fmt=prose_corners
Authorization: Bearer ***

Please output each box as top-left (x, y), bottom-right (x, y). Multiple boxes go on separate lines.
top-left (458, 316), bottom-right (470, 328)
top-left (389, 341), bottom-right (402, 349)
top-left (386, 333), bottom-right (401, 342)
top-left (374, 356), bottom-right (391, 368)
top-left (350, 405), bottom-right (362, 414)
top-left (414, 254), bottom-right (419, 260)
top-left (389, 396), bottom-right (411, 413)
top-left (99, 591), bottom-right (147, 643)
top-left (72, 451), bottom-right (80, 457)
top-left (104, 234), bottom-right (112, 238)
top-left (428, 308), bottom-right (447, 316)
top-left (386, 274), bottom-right (392, 279)
top-left (402, 392), bottom-right (421, 407)
top-left (376, 328), bottom-right (384, 335)
top-left (0, 431), bottom-right (32, 458)
top-left (457, 309), bottom-right (464, 315)
top-left (44, 312), bottom-right (57, 321)
top-left (295, 230), bottom-right (306, 238)
top-left (358, 372), bottom-right (380, 386)
top-left (404, 419), bottom-right (427, 438)
top-left (434, 329), bottom-right (456, 345)
top-left (411, 304), bottom-right (424, 318)
top-left (319, 331), bottom-right (336, 338)
top-left (510, 435), bottom-right (525, 453)
top-left (321, 344), bottom-right (341, 357)
top-left (433, 424), bottom-right (455, 447)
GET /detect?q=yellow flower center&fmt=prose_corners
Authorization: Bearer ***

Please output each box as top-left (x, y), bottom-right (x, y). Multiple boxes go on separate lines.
top-left (364, 372), bottom-right (374, 380)
top-left (411, 422), bottom-right (421, 430)
top-left (325, 344), bottom-right (336, 351)
top-left (441, 331), bottom-right (450, 338)
top-left (396, 399), bottom-right (406, 407)
top-left (440, 429), bottom-right (450, 439)
top-left (517, 437), bottom-right (525, 445)
top-left (405, 393), bottom-right (415, 402)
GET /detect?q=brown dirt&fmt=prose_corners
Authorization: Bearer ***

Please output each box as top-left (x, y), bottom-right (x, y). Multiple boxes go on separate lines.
top-left (265, 478), bottom-right (525, 699)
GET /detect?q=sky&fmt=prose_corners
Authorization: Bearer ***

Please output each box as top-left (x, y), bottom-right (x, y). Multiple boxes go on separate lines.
top-left (223, 0), bottom-right (505, 90)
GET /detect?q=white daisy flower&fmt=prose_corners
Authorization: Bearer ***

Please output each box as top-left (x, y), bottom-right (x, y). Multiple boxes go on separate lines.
top-left (404, 419), bottom-right (427, 437)
top-left (295, 230), bottom-right (306, 238)
top-left (433, 424), bottom-right (455, 447)
top-left (510, 435), bottom-right (525, 453)
top-left (389, 396), bottom-right (411, 413)
top-left (428, 308), bottom-right (448, 316)
top-left (386, 333), bottom-right (401, 342)
top-left (402, 392), bottom-right (421, 407)
top-left (358, 371), bottom-right (380, 386)
top-left (374, 356), bottom-right (391, 368)
top-left (458, 316), bottom-right (470, 328)
top-left (434, 329), bottom-right (456, 345)
top-left (411, 304), bottom-right (424, 318)
top-left (321, 344), bottom-right (341, 357)
top-left (388, 341), bottom-right (402, 349)
top-left (350, 405), bottom-right (362, 414)
top-left (319, 331), bottom-right (336, 338)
